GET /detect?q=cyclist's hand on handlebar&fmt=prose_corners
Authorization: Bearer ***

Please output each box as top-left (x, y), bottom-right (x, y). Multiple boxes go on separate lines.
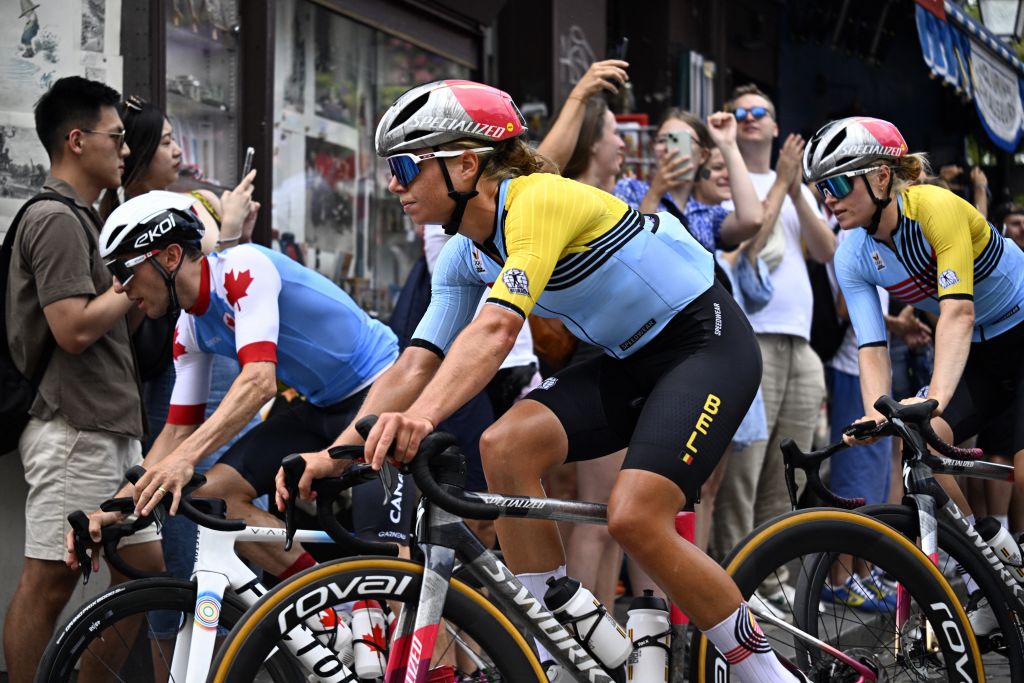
top-left (64, 508), bottom-right (121, 572)
top-left (134, 456), bottom-right (195, 517)
top-left (842, 415), bottom-right (885, 446)
top-left (900, 394), bottom-right (943, 417)
top-left (365, 412), bottom-right (435, 470)
top-left (273, 449), bottom-right (347, 511)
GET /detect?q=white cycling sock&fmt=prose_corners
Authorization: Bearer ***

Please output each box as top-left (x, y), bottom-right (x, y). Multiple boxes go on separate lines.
top-left (705, 603), bottom-right (799, 682)
top-left (997, 514), bottom-right (1009, 531)
top-left (962, 515), bottom-right (980, 595)
top-left (516, 565), bottom-right (567, 663)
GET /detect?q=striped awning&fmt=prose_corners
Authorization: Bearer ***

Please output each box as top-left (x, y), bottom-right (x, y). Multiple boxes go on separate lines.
top-left (916, 1), bottom-right (1024, 151)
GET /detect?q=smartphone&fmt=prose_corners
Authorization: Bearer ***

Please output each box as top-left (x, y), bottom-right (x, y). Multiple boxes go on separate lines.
top-left (664, 131), bottom-right (696, 181)
top-left (241, 146), bottom-right (255, 177)
top-left (607, 37), bottom-right (629, 61)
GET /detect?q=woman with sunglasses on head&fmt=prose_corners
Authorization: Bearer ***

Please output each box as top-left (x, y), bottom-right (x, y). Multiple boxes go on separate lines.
top-left (614, 108), bottom-right (763, 253)
top-left (808, 117), bottom-right (1024, 625)
top-left (281, 80), bottom-right (806, 683)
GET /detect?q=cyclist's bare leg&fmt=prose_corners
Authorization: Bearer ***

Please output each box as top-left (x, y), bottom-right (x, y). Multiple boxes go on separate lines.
top-left (3, 558), bottom-right (78, 683)
top-left (197, 462), bottom-right (304, 576)
top-left (480, 399), bottom-right (569, 574)
top-left (567, 450), bottom-right (625, 606)
top-left (607, 469), bottom-right (740, 630)
top-left (694, 446), bottom-right (731, 552)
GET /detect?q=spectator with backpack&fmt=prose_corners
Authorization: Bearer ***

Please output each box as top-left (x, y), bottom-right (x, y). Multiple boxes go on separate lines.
top-left (2, 76), bottom-right (164, 683)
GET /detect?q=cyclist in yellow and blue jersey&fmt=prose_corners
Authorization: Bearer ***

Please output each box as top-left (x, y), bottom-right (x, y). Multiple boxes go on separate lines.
top-left (277, 80), bottom-right (805, 682)
top-left (805, 116), bottom-right (1024, 495)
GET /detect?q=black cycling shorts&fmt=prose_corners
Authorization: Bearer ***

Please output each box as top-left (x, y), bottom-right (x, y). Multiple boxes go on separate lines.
top-left (218, 387), bottom-right (416, 543)
top-left (943, 318), bottom-right (1024, 456)
top-left (525, 281), bottom-right (762, 505)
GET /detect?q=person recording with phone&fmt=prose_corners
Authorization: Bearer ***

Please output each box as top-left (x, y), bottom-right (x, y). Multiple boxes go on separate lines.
top-left (537, 57), bottom-right (630, 171)
top-left (614, 109), bottom-right (763, 253)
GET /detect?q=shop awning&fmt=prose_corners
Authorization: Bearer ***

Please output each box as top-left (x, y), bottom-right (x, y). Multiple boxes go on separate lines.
top-left (916, 0), bottom-right (1024, 151)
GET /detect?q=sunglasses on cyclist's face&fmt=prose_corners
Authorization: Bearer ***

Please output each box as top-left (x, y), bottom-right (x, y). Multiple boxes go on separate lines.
top-left (385, 147), bottom-right (494, 188)
top-left (815, 166), bottom-right (882, 200)
top-left (734, 106), bottom-right (771, 122)
top-left (105, 249), bottom-right (161, 286)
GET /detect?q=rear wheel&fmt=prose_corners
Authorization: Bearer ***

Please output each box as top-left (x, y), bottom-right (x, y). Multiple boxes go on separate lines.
top-left (689, 509), bottom-right (985, 682)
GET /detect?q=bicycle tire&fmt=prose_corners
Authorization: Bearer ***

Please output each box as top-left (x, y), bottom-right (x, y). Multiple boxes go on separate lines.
top-left (209, 557), bottom-right (546, 683)
top-left (689, 508), bottom-right (985, 683)
top-left (862, 503), bottom-right (1024, 682)
top-left (36, 577), bottom-right (301, 683)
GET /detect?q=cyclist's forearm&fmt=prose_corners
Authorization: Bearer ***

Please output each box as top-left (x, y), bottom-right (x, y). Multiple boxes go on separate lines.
top-left (857, 345), bottom-right (892, 420)
top-left (408, 314), bottom-right (517, 426)
top-left (174, 361), bottom-right (275, 465)
top-left (927, 301), bottom-right (974, 410)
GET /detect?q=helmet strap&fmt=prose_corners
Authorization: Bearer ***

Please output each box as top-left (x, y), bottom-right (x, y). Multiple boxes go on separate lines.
top-left (861, 171), bottom-right (894, 236)
top-left (148, 249), bottom-right (186, 316)
top-left (436, 148), bottom-right (491, 236)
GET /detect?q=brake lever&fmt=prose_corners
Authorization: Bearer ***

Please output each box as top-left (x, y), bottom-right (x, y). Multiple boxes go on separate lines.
top-left (378, 464), bottom-right (394, 507)
top-left (67, 510), bottom-right (95, 585)
top-left (281, 454), bottom-right (306, 552)
top-left (843, 419), bottom-right (884, 440)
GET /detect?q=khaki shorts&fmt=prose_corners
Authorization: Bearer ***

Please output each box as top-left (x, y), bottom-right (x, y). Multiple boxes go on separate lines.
top-left (19, 414), bottom-right (160, 561)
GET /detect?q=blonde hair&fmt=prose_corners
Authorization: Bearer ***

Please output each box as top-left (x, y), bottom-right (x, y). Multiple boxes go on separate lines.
top-left (441, 137), bottom-right (558, 181)
top-left (891, 152), bottom-right (930, 194)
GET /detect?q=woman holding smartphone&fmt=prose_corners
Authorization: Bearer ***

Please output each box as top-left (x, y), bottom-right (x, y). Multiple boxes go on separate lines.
top-left (614, 109), bottom-right (762, 252)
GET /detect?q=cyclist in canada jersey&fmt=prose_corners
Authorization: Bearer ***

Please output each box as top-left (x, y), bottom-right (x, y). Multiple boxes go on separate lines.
top-left (280, 80), bottom-right (804, 682)
top-left (804, 116), bottom-right (1024, 492)
top-left (71, 190), bottom-right (405, 581)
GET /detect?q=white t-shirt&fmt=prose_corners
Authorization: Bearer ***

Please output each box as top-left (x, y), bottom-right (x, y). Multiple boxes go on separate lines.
top-left (728, 172), bottom-right (825, 339)
top-left (826, 228), bottom-right (888, 376)
top-left (422, 224), bottom-right (539, 370)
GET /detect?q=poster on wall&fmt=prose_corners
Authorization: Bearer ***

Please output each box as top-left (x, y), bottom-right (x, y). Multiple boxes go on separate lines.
top-left (0, 0), bottom-right (122, 113)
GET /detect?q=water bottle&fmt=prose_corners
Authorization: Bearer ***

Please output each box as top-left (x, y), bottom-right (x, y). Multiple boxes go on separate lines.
top-left (625, 590), bottom-right (670, 682)
top-left (543, 576), bottom-right (631, 669)
top-left (351, 599), bottom-right (387, 678)
top-left (976, 517), bottom-right (1024, 584)
top-left (312, 607), bottom-right (354, 666)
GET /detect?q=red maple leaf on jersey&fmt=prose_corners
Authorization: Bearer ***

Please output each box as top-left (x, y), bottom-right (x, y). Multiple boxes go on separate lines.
top-left (224, 269), bottom-right (254, 310)
top-left (172, 327), bottom-right (187, 360)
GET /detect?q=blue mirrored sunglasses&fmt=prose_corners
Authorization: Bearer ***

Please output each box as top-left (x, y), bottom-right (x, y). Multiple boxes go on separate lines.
top-left (815, 166), bottom-right (883, 200)
top-left (385, 147), bottom-right (494, 187)
top-left (734, 106), bottom-right (770, 122)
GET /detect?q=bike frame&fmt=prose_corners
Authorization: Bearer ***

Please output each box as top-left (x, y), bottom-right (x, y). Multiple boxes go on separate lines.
top-left (890, 415), bottom-right (1024, 654)
top-left (162, 523), bottom-right (347, 683)
top-left (381, 488), bottom-right (879, 683)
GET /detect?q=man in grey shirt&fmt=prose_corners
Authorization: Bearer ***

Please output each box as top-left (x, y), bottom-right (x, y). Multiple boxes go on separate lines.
top-left (3, 76), bottom-right (162, 683)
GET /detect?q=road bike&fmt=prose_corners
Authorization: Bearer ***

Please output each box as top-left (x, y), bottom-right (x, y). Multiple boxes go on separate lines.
top-left (207, 415), bottom-right (984, 682)
top-left (37, 465), bottom-right (399, 683)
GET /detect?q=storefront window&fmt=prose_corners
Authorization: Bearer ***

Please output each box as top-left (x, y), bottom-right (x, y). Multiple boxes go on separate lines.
top-left (272, 0), bottom-right (468, 318)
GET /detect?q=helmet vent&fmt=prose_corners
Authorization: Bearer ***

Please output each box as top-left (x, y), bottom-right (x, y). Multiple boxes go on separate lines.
top-left (821, 128), bottom-right (847, 159)
top-left (106, 223), bottom-right (130, 250)
top-left (391, 93), bottom-right (430, 129)
top-left (403, 129), bottom-right (434, 144)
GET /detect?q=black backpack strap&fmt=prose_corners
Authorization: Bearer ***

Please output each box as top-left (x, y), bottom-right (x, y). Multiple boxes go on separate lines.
top-left (2, 191), bottom-right (100, 389)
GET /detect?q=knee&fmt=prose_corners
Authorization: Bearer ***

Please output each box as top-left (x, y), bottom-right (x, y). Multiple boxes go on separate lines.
top-left (16, 563), bottom-right (76, 609)
top-left (480, 422), bottom-right (520, 481)
top-left (607, 502), bottom-right (652, 557)
top-left (198, 464), bottom-right (252, 506)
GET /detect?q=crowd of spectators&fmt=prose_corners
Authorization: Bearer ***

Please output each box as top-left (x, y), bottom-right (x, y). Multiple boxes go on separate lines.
top-left (4, 63), bottom-right (1023, 680)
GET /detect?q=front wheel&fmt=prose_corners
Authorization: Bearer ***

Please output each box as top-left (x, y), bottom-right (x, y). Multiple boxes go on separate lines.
top-left (36, 577), bottom-right (301, 682)
top-left (209, 557), bottom-right (546, 683)
top-left (689, 508), bottom-right (985, 682)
